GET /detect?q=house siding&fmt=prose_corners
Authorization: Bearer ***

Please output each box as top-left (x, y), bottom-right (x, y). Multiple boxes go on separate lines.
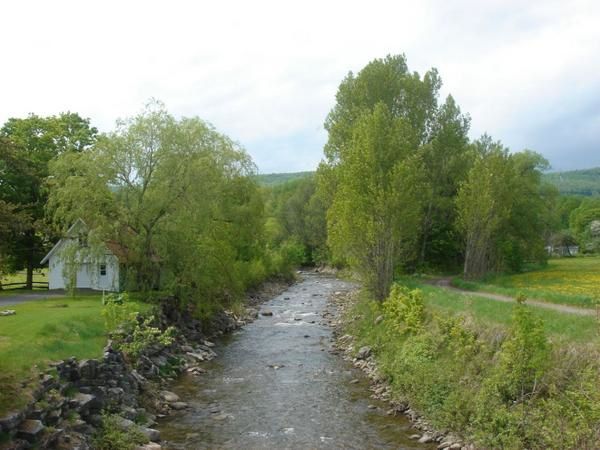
top-left (48, 253), bottom-right (120, 292)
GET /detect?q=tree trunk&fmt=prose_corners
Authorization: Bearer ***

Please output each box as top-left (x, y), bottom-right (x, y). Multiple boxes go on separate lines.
top-left (419, 200), bottom-right (433, 267)
top-left (26, 258), bottom-right (34, 290)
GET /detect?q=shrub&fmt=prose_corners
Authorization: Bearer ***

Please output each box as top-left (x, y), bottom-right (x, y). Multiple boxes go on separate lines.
top-left (493, 301), bottom-right (550, 403)
top-left (101, 293), bottom-right (139, 331)
top-left (382, 284), bottom-right (425, 333)
top-left (117, 315), bottom-right (176, 360)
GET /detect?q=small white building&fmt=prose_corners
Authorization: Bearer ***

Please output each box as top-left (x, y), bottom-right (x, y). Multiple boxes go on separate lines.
top-left (41, 219), bottom-right (123, 291)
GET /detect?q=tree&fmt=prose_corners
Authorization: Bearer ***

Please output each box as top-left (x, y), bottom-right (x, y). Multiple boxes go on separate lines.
top-left (457, 137), bottom-right (550, 279)
top-left (569, 198), bottom-right (600, 253)
top-left (320, 54), bottom-right (458, 299)
top-left (263, 176), bottom-right (329, 265)
top-left (456, 138), bottom-right (513, 279)
top-left (417, 95), bottom-right (472, 269)
top-left (0, 113), bottom-right (97, 288)
top-left (0, 200), bottom-right (30, 289)
top-left (326, 102), bottom-right (424, 300)
top-left (48, 101), bottom-right (265, 304)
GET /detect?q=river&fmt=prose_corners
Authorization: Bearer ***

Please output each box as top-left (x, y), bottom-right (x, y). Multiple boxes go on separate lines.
top-left (157, 273), bottom-right (434, 449)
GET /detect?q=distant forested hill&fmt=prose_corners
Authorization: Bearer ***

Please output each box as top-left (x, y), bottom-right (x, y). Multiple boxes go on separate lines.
top-left (543, 167), bottom-right (600, 196)
top-left (256, 171), bottom-right (314, 186)
top-left (256, 167), bottom-right (600, 194)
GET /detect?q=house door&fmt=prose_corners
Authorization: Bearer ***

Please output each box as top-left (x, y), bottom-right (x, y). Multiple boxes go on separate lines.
top-left (76, 263), bottom-right (92, 289)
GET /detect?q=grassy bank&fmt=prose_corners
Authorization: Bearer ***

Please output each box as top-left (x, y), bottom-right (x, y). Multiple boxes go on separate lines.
top-left (452, 257), bottom-right (600, 308)
top-left (344, 284), bottom-right (600, 449)
top-left (0, 295), bottom-right (149, 415)
top-left (401, 278), bottom-right (598, 343)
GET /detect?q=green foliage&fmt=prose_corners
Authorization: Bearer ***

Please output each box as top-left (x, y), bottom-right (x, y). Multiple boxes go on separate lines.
top-left (491, 301), bottom-right (550, 403)
top-left (457, 139), bottom-right (551, 278)
top-left (93, 413), bottom-right (149, 450)
top-left (262, 175), bottom-right (329, 266)
top-left (47, 101), bottom-right (292, 312)
top-left (116, 315), bottom-right (176, 360)
top-left (346, 286), bottom-right (600, 449)
top-left (101, 293), bottom-right (140, 331)
top-left (0, 113), bottom-right (97, 288)
top-left (569, 197), bottom-right (600, 252)
top-left (382, 284), bottom-right (425, 333)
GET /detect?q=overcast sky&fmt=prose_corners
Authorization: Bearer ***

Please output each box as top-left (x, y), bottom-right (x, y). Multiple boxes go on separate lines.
top-left (1, 0), bottom-right (598, 173)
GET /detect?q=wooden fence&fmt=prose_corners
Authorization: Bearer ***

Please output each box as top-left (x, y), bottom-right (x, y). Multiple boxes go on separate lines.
top-left (0, 281), bottom-right (49, 290)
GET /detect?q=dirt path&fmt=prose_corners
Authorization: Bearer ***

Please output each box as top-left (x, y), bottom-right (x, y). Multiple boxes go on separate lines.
top-left (432, 278), bottom-right (597, 317)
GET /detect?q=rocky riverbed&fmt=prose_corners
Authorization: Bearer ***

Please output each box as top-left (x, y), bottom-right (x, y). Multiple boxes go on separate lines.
top-left (156, 273), bottom-right (434, 449)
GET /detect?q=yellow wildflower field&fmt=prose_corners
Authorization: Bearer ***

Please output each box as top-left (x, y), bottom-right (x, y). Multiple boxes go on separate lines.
top-left (485, 256), bottom-right (600, 307)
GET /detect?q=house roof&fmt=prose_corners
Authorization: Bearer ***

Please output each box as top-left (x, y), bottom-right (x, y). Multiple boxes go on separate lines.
top-left (40, 218), bottom-right (88, 265)
top-left (40, 219), bottom-right (160, 265)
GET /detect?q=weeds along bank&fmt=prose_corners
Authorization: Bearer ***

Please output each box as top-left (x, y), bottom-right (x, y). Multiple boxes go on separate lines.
top-left (338, 285), bottom-right (600, 449)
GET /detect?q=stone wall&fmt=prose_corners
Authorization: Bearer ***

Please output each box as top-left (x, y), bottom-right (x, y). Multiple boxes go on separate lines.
top-left (0, 300), bottom-right (244, 450)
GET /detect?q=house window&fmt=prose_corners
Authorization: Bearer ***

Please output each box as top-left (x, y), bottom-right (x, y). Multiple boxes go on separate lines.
top-left (78, 235), bottom-right (88, 247)
top-left (99, 264), bottom-right (107, 276)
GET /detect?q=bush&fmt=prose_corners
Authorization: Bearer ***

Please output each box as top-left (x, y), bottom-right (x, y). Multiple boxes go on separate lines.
top-left (344, 285), bottom-right (600, 449)
top-left (117, 315), bottom-right (176, 360)
top-left (382, 284), bottom-right (425, 333)
top-left (101, 293), bottom-right (139, 331)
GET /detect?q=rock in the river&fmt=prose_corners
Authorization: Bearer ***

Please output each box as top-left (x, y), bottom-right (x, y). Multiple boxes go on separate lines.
top-left (357, 346), bottom-right (372, 360)
top-left (159, 391), bottom-right (180, 403)
top-left (418, 433), bottom-right (434, 443)
top-left (142, 428), bottom-right (161, 442)
top-left (349, 379), bottom-right (359, 384)
top-left (170, 402), bottom-right (188, 410)
top-left (136, 443), bottom-right (162, 450)
top-left (261, 311), bottom-right (273, 316)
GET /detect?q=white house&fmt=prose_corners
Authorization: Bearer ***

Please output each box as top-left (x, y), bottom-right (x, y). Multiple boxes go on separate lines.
top-left (40, 219), bottom-right (123, 291)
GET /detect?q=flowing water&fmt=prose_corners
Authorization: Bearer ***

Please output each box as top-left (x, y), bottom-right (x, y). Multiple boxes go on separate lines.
top-left (157, 273), bottom-right (434, 449)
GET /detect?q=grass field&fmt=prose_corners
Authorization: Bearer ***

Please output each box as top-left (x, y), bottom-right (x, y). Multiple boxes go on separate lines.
top-left (0, 269), bottom-right (49, 291)
top-left (400, 277), bottom-right (599, 343)
top-left (452, 257), bottom-right (600, 308)
top-left (0, 295), bottom-right (150, 415)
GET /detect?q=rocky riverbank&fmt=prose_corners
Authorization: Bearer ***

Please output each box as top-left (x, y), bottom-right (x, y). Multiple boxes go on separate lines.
top-left (0, 279), bottom-right (291, 450)
top-left (328, 289), bottom-right (474, 450)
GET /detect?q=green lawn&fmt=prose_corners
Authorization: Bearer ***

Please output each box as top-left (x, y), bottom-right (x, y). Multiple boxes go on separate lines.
top-left (400, 278), bottom-right (599, 343)
top-left (0, 295), bottom-right (150, 415)
top-left (0, 269), bottom-right (49, 291)
top-left (452, 257), bottom-right (600, 308)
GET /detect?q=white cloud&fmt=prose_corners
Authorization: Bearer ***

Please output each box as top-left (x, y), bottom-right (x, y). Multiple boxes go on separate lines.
top-left (1, 0), bottom-right (599, 172)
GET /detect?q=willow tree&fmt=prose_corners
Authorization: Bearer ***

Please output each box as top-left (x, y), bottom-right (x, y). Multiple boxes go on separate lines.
top-left (48, 101), bottom-right (264, 301)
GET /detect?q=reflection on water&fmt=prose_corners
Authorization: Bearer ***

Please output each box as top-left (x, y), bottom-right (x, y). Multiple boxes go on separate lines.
top-left (157, 274), bottom-right (434, 450)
